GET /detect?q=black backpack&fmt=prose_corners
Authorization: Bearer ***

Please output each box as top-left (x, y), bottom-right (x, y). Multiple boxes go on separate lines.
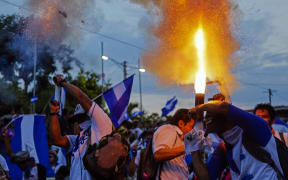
top-left (242, 133), bottom-right (288, 180)
top-left (82, 128), bottom-right (129, 180)
top-left (137, 130), bottom-right (162, 180)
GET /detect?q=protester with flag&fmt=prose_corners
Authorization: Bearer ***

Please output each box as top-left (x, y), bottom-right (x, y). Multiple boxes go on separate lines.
top-left (1, 128), bottom-right (46, 180)
top-left (50, 74), bottom-right (113, 180)
top-left (254, 103), bottom-right (288, 146)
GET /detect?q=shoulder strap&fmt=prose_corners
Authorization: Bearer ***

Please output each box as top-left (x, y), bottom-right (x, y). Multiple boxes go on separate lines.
top-left (86, 127), bottom-right (92, 146)
top-left (242, 133), bottom-right (285, 180)
top-left (279, 133), bottom-right (286, 145)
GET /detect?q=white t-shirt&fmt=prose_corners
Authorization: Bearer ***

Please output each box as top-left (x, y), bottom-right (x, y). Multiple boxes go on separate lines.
top-left (24, 166), bottom-right (38, 180)
top-left (274, 131), bottom-right (288, 147)
top-left (153, 124), bottom-right (188, 180)
top-left (0, 154), bottom-right (9, 171)
top-left (67, 102), bottom-right (113, 180)
top-left (222, 126), bottom-right (283, 180)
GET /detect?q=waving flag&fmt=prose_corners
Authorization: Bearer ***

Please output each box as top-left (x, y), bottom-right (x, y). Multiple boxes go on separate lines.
top-left (161, 96), bottom-right (178, 117)
top-left (131, 111), bottom-right (144, 117)
top-left (272, 117), bottom-right (288, 133)
top-left (30, 96), bottom-right (38, 103)
top-left (7, 115), bottom-right (54, 179)
top-left (54, 86), bottom-right (66, 116)
top-left (104, 75), bottom-right (134, 128)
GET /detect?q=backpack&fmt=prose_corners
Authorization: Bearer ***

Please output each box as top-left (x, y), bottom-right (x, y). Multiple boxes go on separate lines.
top-left (242, 133), bottom-right (288, 180)
top-left (83, 128), bottom-right (129, 180)
top-left (137, 130), bottom-right (162, 180)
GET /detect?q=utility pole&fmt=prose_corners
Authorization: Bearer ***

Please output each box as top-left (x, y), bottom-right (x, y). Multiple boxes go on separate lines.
top-left (32, 41), bottom-right (37, 113)
top-left (265, 88), bottom-right (276, 105)
top-left (101, 42), bottom-right (105, 107)
top-left (268, 88), bottom-right (272, 105)
top-left (123, 61), bottom-right (127, 80)
top-left (138, 59), bottom-right (143, 114)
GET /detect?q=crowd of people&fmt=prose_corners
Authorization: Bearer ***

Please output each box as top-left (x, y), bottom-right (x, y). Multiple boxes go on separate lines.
top-left (0, 74), bottom-right (287, 180)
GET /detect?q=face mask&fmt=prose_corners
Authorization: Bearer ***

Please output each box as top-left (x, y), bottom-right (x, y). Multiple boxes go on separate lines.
top-left (79, 120), bottom-right (91, 130)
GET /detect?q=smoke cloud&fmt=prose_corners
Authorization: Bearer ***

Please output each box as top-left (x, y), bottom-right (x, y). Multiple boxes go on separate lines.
top-left (132, 0), bottom-right (241, 97)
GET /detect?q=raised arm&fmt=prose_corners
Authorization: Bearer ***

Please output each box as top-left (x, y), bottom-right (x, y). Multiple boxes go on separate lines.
top-left (53, 75), bottom-right (92, 112)
top-left (193, 101), bottom-right (272, 147)
top-left (1, 128), bottom-right (15, 158)
top-left (227, 104), bottom-right (272, 146)
top-left (49, 100), bottom-right (70, 148)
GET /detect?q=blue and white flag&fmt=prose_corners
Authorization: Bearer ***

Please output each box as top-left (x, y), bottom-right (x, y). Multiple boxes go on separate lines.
top-left (7, 115), bottom-right (54, 179)
top-left (131, 111), bottom-right (144, 117)
top-left (272, 117), bottom-right (288, 133)
top-left (161, 96), bottom-right (178, 117)
top-left (104, 75), bottom-right (134, 128)
top-left (54, 86), bottom-right (66, 116)
top-left (30, 96), bottom-right (38, 103)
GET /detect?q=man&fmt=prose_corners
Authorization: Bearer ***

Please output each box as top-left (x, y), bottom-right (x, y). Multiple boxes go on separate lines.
top-left (1, 129), bottom-right (46, 180)
top-left (185, 101), bottom-right (285, 180)
top-left (50, 75), bottom-right (113, 180)
top-left (153, 108), bottom-right (196, 180)
top-left (254, 103), bottom-right (288, 146)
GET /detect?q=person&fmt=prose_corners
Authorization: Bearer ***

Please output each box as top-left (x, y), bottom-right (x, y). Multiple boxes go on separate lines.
top-left (185, 101), bottom-right (285, 180)
top-left (49, 74), bottom-right (113, 180)
top-left (254, 103), bottom-right (288, 146)
top-left (0, 154), bottom-right (9, 179)
top-left (1, 128), bottom-right (46, 180)
top-left (153, 108), bottom-right (196, 180)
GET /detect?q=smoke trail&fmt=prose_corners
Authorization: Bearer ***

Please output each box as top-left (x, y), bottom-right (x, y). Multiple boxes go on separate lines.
top-left (132, 0), bottom-right (241, 96)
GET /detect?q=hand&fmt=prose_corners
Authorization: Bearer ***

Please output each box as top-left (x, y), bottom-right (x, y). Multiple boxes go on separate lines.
top-left (50, 100), bottom-right (60, 114)
top-left (184, 129), bottom-right (205, 154)
top-left (53, 74), bottom-right (64, 86)
top-left (1, 128), bottom-right (9, 140)
top-left (190, 100), bottom-right (229, 118)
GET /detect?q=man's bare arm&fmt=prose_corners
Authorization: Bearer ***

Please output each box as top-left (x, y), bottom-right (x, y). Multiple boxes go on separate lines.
top-left (2, 129), bottom-right (14, 158)
top-left (53, 75), bottom-right (92, 112)
top-left (49, 101), bottom-right (70, 148)
top-left (154, 145), bottom-right (185, 162)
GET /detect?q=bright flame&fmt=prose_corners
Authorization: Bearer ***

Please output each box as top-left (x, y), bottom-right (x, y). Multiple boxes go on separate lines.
top-left (194, 28), bottom-right (206, 94)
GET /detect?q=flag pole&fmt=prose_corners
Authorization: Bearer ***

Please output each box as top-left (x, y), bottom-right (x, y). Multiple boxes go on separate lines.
top-left (32, 41), bottom-right (37, 113)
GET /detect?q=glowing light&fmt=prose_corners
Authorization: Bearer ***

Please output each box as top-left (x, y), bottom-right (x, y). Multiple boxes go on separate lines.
top-left (194, 28), bottom-right (206, 94)
top-left (139, 68), bottom-right (146, 72)
top-left (101, 55), bottom-right (109, 60)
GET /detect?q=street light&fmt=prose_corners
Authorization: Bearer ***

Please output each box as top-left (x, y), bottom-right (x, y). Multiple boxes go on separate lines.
top-left (101, 55), bottom-right (109, 61)
top-left (139, 68), bottom-right (146, 73)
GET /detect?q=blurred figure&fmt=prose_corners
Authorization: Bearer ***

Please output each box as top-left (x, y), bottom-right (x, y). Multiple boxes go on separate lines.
top-left (0, 153), bottom-right (9, 179)
top-left (254, 103), bottom-right (288, 146)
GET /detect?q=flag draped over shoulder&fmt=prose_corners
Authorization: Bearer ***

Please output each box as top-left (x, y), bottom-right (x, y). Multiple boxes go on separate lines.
top-left (104, 75), bottom-right (134, 128)
top-left (7, 115), bottom-right (54, 179)
top-left (161, 96), bottom-right (178, 117)
top-left (272, 117), bottom-right (288, 133)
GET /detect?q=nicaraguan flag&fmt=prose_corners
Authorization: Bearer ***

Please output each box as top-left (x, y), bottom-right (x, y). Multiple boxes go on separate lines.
top-left (54, 86), bottom-right (66, 116)
top-left (6, 115), bottom-right (54, 179)
top-left (131, 111), bottom-right (144, 117)
top-left (30, 96), bottom-right (38, 103)
top-left (104, 75), bottom-right (134, 128)
top-left (161, 96), bottom-right (178, 117)
top-left (272, 117), bottom-right (288, 133)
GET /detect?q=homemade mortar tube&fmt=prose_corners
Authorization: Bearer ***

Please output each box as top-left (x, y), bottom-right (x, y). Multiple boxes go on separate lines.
top-left (195, 93), bottom-right (205, 123)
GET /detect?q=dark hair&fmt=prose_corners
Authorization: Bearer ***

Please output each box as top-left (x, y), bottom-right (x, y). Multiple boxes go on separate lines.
top-left (169, 109), bottom-right (196, 126)
top-left (253, 103), bottom-right (276, 122)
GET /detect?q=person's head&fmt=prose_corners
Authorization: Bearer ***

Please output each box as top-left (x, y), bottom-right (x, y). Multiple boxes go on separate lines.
top-left (169, 109), bottom-right (196, 135)
top-left (253, 103), bottom-right (276, 127)
top-left (13, 151), bottom-right (35, 170)
top-left (69, 104), bottom-right (90, 134)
